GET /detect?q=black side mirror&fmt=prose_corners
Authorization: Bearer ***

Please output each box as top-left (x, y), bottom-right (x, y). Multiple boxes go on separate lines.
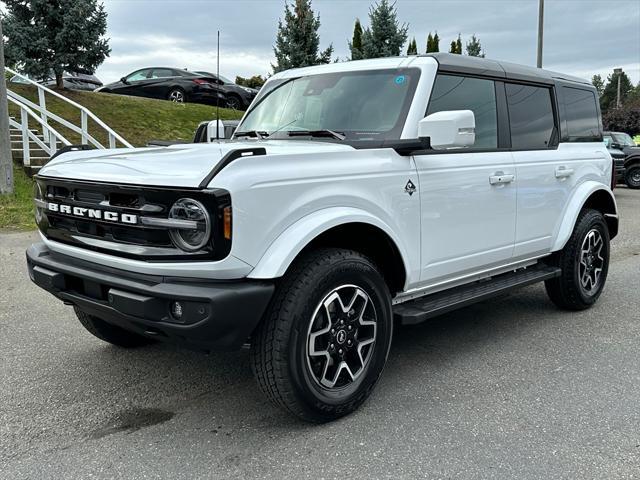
top-left (120, 77), bottom-right (128, 84)
top-left (611, 143), bottom-right (621, 149)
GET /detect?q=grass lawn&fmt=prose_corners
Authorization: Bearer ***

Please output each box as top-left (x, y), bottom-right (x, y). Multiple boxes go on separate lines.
top-left (0, 165), bottom-right (35, 231)
top-left (8, 84), bottom-right (243, 147)
top-left (1, 85), bottom-right (244, 231)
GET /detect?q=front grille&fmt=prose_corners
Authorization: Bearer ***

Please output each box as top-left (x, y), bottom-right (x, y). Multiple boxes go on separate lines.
top-left (35, 177), bottom-right (231, 261)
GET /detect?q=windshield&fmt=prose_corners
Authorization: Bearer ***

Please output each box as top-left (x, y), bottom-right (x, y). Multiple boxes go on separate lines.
top-left (611, 132), bottom-right (635, 146)
top-left (236, 68), bottom-right (420, 141)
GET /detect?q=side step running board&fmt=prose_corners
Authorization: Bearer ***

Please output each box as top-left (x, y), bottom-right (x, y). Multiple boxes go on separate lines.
top-left (393, 265), bottom-right (561, 325)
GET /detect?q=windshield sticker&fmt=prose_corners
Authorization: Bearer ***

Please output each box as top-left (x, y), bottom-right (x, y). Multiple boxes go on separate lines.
top-left (395, 75), bottom-right (406, 85)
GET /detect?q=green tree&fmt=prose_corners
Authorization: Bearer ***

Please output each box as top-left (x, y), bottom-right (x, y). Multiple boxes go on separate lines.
top-left (426, 31), bottom-right (439, 53)
top-left (349, 18), bottom-right (364, 60)
top-left (465, 34), bottom-right (484, 57)
top-left (359, 0), bottom-right (408, 59)
top-left (272, 0), bottom-right (333, 73)
top-left (406, 37), bottom-right (418, 55)
top-left (3, 0), bottom-right (110, 89)
top-left (449, 34), bottom-right (462, 54)
top-left (235, 75), bottom-right (267, 89)
top-left (591, 74), bottom-right (605, 97)
top-left (603, 98), bottom-right (640, 134)
top-left (600, 69), bottom-right (634, 112)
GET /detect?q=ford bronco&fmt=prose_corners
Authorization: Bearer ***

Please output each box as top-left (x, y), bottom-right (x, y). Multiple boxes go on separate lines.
top-left (27, 54), bottom-right (618, 422)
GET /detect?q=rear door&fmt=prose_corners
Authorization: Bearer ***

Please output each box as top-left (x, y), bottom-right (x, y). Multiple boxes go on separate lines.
top-left (507, 83), bottom-right (603, 258)
top-left (413, 74), bottom-right (517, 285)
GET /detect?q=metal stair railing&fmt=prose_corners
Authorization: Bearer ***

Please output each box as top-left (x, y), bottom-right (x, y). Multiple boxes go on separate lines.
top-left (7, 96), bottom-right (71, 167)
top-left (5, 67), bottom-right (132, 150)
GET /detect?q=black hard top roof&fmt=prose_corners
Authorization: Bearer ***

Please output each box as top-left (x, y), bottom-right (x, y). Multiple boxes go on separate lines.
top-left (422, 53), bottom-right (590, 86)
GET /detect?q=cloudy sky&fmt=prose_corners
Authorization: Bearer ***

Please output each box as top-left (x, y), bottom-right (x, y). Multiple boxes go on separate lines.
top-left (97, 0), bottom-right (640, 85)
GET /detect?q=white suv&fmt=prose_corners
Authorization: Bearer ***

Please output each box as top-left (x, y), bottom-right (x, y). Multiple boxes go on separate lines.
top-left (27, 54), bottom-right (618, 422)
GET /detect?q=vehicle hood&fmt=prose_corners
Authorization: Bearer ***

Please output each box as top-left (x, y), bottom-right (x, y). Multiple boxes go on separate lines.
top-left (38, 140), bottom-right (356, 188)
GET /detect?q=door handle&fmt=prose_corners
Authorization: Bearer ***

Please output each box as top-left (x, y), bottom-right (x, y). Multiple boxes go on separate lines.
top-left (555, 166), bottom-right (574, 178)
top-left (489, 172), bottom-right (515, 185)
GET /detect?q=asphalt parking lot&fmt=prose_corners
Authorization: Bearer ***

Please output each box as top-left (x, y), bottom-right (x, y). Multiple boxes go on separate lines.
top-left (1, 188), bottom-right (639, 479)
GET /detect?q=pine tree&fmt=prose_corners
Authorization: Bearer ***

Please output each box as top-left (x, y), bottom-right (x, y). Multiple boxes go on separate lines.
top-left (349, 18), bottom-right (364, 60)
top-left (272, 0), bottom-right (333, 73)
top-left (456, 34), bottom-right (463, 54)
top-left (465, 34), bottom-right (484, 57)
top-left (359, 0), bottom-right (408, 59)
top-left (3, 0), bottom-right (110, 89)
top-left (591, 75), bottom-right (605, 97)
top-left (426, 31), bottom-right (439, 53)
top-left (406, 37), bottom-right (417, 55)
top-left (600, 69), bottom-right (634, 112)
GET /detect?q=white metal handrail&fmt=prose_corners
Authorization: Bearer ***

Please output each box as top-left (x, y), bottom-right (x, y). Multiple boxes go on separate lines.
top-left (5, 67), bottom-right (132, 149)
top-left (8, 96), bottom-right (71, 167)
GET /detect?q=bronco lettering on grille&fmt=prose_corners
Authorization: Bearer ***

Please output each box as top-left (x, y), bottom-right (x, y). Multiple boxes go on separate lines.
top-left (46, 202), bottom-right (138, 225)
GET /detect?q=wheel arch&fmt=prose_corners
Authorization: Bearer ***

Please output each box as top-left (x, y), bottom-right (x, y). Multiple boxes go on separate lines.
top-left (552, 182), bottom-right (618, 252)
top-left (247, 207), bottom-right (410, 295)
top-left (624, 154), bottom-right (640, 169)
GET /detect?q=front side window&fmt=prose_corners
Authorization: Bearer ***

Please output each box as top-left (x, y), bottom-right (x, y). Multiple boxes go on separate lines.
top-left (426, 74), bottom-right (498, 149)
top-left (126, 70), bottom-right (150, 82)
top-left (236, 69), bottom-right (420, 141)
top-left (506, 83), bottom-right (555, 149)
top-left (563, 87), bottom-right (600, 141)
top-left (611, 132), bottom-right (635, 147)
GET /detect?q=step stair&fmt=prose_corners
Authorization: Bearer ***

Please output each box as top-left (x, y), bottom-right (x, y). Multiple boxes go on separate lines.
top-left (393, 264), bottom-right (561, 325)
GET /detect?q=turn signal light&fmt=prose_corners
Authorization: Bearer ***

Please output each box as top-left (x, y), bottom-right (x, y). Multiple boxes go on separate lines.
top-left (223, 206), bottom-right (232, 240)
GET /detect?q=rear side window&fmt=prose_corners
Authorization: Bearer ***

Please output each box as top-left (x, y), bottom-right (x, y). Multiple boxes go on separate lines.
top-left (506, 84), bottom-right (555, 149)
top-left (427, 74), bottom-right (497, 149)
top-left (563, 87), bottom-right (600, 141)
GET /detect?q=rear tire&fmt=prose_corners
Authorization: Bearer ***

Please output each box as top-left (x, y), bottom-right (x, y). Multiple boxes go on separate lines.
top-left (75, 308), bottom-right (155, 348)
top-left (250, 248), bottom-right (393, 423)
top-left (625, 164), bottom-right (640, 189)
top-left (544, 209), bottom-right (610, 310)
top-left (167, 88), bottom-right (186, 103)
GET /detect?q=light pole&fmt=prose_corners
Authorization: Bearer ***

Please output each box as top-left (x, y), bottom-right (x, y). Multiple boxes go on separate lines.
top-left (536, 0), bottom-right (544, 68)
top-left (0, 17), bottom-right (14, 194)
top-left (613, 67), bottom-right (622, 108)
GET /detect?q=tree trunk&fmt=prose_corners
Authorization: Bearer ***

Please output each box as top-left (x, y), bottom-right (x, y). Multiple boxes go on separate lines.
top-left (56, 72), bottom-right (64, 89)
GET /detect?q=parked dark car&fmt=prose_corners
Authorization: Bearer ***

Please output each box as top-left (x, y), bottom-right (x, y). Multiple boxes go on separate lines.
top-left (604, 131), bottom-right (640, 189)
top-left (10, 71), bottom-right (103, 91)
top-left (95, 68), bottom-right (226, 105)
top-left (194, 72), bottom-right (258, 110)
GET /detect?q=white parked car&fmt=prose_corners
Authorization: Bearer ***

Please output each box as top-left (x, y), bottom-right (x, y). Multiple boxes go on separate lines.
top-left (27, 54), bottom-right (618, 422)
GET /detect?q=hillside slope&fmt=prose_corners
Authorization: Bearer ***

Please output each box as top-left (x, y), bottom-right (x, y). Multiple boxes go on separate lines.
top-left (8, 85), bottom-right (244, 147)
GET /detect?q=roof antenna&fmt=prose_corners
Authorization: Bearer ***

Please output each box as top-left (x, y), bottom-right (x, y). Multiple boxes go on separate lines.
top-left (216, 30), bottom-right (220, 141)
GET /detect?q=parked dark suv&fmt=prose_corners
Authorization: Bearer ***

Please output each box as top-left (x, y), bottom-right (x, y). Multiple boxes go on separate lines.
top-left (604, 131), bottom-right (640, 189)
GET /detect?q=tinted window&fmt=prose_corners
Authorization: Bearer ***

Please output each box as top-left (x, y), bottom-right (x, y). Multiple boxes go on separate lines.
top-left (150, 69), bottom-right (175, 78)
top-left (506, 84), bottom-right (555, 149)
top-left (427, 75), bottom-right (497, 148)
top-left (563, 87), bottom-right (600, 141)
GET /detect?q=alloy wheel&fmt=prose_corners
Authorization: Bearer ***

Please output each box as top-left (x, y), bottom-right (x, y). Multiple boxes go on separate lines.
top-left (306, 285), bottom-right (377, 389)
top-left (169, 90), bottom-right (185, 103)
top-left (578, 228), bottom-right (605, 294)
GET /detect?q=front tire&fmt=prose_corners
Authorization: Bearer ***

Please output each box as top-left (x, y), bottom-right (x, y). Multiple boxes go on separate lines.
top-left (226, 94), bottom-right (242, 110)
top-left (250, 248), bottom-right (393, 423)
top-left (545, 209), bottom-right (610, 310)
top-left (75, 308), bottom-right (155, 348)
top-left (625, 164), bottom-right (640, 189)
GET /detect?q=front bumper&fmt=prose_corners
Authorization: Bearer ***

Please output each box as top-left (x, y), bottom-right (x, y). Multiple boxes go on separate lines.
top-left (26, 243), bottom-right (274, 351)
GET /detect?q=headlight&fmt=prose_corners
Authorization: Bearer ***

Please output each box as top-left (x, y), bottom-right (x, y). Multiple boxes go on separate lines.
top-left (34, 182), bottom-right (45, 224)
top-left (168, 198), bottom-right (211, 252)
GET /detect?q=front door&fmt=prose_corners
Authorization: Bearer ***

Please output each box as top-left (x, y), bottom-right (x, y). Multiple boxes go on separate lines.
top-left (414, 74), bottom-right (517, 285)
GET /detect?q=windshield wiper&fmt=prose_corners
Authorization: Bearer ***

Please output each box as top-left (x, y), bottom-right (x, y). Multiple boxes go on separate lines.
top-left (287, 129), bottom-right (346, 141)
top-left (234, 130), bottom-right (268, 139)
